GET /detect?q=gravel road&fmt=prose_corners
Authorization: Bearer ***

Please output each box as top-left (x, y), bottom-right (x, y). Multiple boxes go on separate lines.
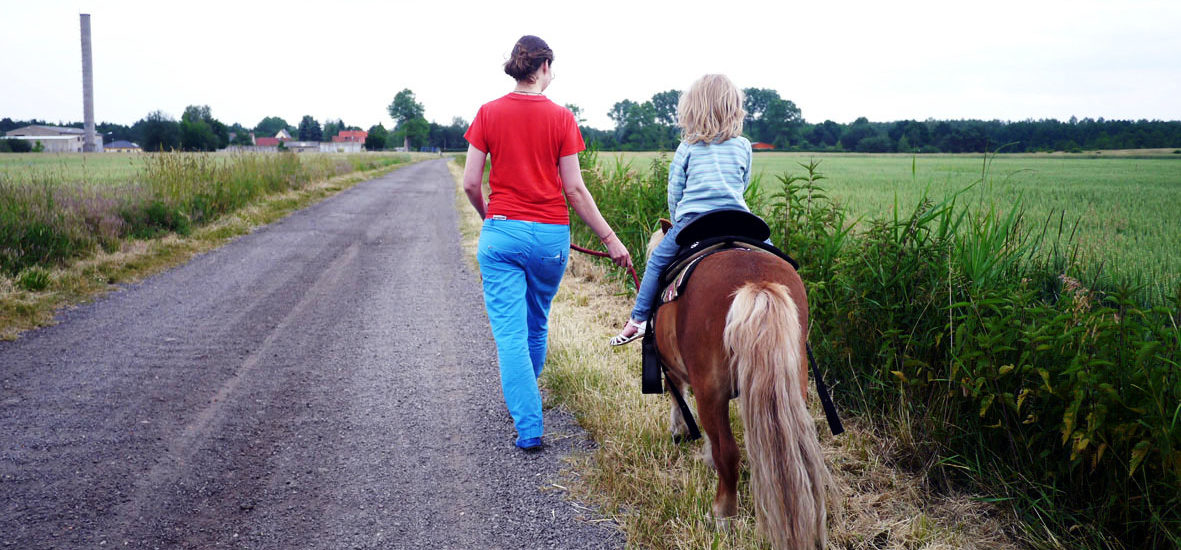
top-left (0, 159), bottom-right (624, 549)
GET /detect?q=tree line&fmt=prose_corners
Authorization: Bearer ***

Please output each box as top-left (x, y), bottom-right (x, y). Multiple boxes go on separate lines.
top-left (7, 86), bottom-right (1179, 154)
top-left (579, 88), bottom-right (1181, 152)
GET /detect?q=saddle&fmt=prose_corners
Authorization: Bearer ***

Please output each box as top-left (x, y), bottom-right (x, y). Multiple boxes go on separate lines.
top-left (658, 210), bottom-right (798, 304)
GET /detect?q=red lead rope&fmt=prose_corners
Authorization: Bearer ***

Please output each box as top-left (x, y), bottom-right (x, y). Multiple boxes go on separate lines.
top-left (569, 243), bottom-right (641, 290)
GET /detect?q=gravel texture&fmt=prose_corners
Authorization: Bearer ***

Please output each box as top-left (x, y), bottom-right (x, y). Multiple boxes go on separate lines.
top-left (0, 159), bottom-right (624, 549)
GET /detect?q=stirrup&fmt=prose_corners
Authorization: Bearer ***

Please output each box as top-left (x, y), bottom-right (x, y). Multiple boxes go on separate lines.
top-left (610, 319), bottom-right (646, 346)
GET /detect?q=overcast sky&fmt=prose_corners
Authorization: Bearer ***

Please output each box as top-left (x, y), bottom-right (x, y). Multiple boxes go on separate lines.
top-left (2, 0), bottom-right (1179, 132)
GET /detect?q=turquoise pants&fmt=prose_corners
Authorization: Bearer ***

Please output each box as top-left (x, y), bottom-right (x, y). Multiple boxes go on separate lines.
top-left (477, 218), bottom-right (569, 443)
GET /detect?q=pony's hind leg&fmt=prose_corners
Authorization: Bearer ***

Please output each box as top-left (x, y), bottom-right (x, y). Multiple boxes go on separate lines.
top-left (697, 390), bottom-right (739, 520)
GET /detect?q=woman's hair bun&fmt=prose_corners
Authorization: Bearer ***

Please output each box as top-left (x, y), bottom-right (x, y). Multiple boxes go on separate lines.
top-left (504, 35), bottom-right (553, 82)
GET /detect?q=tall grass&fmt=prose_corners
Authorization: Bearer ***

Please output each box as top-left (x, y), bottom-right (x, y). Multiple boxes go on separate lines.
top-left (573, 153), bottom-right (1180, 548)
top-left (0, 152), bottom-right (408, 274)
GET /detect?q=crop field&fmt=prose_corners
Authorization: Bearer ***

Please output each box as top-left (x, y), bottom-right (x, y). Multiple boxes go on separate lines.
top-left (0, 152), bottom-right (145, 186)
top-left (608, 151), bottom-right (1181, 301)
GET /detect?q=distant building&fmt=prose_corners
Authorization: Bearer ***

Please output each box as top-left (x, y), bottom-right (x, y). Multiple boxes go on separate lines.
top-left (254, 137), bottom-right (281, 147)
top-left (751, 142), bottom-right (775, 151)
top-left (4, 125), bottom-right (104, 152)
top-left (275, 129), bottom-right (292, 141)
top-left (105, 140), bottom-right (141, 152)
top-left (284, 141), bottom-right (320, 153)
top-left (332, 130), bottom-right (368, 143)
top-left (319, 141), bottom-right (363, 153)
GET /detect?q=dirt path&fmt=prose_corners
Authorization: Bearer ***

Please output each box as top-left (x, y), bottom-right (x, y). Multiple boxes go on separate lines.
top-left (0, 159), bottom-right (623, 549)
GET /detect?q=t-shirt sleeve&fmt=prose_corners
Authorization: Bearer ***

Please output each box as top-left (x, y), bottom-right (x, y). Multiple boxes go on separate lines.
top-left (464, 107), bottom-right (487, 153)
top-left (558, 109), bottom-right (586, 157)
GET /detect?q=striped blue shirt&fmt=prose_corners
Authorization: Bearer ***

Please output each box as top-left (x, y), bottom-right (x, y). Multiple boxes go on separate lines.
top-left (667, 136), bottom-right (752, 222)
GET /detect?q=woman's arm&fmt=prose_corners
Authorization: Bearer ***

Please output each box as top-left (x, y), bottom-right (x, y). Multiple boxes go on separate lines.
top-left (559, 153), bottom-right (632, 268)
top-left (462, 145), bottom-right (488, 218)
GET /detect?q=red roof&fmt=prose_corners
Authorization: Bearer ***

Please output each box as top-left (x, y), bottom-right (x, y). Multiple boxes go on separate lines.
top-left (752, 142), bottom-right (775, 150)
top-left (332, 130), bottom-right (368, 143)
top-left (255, 137), bottom-right (280, 146)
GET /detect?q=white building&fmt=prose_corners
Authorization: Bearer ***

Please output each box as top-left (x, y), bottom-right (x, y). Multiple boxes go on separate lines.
top-left (3, 125), bottom-right (104, 152)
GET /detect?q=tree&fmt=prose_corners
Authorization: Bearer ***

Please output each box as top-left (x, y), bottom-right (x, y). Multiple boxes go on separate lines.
top-left (388, 89), bottom-right (425, 122)
top-left (322, 118), bottom-right (346, 141)
top-left (179, 105), bottom-right (227, 151)
top-left (741, 88), bottom-right (802, 146)
top-left (650, 90), bottom-right (681, 126)
top-left (609, 100), bottom-right (669, 149)
top-left (427, 117), bottom-right (468, 151)
top-left (255, 116), bottom-right (292, 138)
top-left (839, 117), bottom-right (876, 151)
top-left (743, 88), bottom-right (779, 131)
top-left (365, 124), bottom-right (388, 151)
top-left (134, 110), bottom-right (181, 151)
top-left (298, 115), bottom-right (322, 142)
top-left (388, 89), bottom-right (425, 150)
top-left (393, 117), bottom-right (430, 150)
top-left (805, 120), bottom-right (842, 148)
top-left (180, 119), bottom-right (218, 151)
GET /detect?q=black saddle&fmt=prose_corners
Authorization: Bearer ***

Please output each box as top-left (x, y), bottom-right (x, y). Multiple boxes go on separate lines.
top-left (659, 209), bottom-right (797, 288)
top-left (675, 208), bottom-right (770, 246)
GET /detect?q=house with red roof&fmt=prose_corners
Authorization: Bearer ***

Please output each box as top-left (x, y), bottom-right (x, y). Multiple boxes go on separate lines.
top-left (332, 130), bottom-right (367, 143)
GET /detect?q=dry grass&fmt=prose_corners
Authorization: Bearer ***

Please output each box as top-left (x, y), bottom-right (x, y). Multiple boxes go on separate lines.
top-left (0, 160), bottom-right (416, 340)
top-left (448, 158), bottom-right (1028, 549)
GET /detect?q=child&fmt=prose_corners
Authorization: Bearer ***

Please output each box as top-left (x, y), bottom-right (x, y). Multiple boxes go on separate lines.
top-left (611, 74), bottom-right (754, 346)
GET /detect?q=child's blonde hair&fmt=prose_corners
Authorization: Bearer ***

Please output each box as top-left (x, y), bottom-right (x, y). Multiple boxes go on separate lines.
top-left (678, 74), bottom-right (745, 144)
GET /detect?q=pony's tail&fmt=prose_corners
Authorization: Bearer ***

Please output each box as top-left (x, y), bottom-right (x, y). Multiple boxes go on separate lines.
top-left (724, 282), bottom-right (828, 550)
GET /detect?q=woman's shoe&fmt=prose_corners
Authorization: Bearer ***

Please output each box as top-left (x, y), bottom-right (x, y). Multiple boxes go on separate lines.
top-left (610, 319), bottom-right (646, 346)
top-left (516, 437), bottom-right (543, 451)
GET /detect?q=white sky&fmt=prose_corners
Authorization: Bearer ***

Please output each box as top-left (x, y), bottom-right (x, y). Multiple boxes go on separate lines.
top-left (2, 0), bottom-right (1179, 132)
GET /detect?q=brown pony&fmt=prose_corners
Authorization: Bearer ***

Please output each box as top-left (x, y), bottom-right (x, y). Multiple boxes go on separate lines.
top-left (649, 223), bottom-right (829, 549)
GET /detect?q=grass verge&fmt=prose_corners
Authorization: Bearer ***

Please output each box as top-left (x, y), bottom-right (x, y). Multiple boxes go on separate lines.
top-left (0, 156), bottom-right (422, 340)
top-left (447, 158), bottom-right (1025, 549)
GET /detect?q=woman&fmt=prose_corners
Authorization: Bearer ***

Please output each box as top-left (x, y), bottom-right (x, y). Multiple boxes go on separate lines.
top-left (462, 35), bottom-right (631, 451)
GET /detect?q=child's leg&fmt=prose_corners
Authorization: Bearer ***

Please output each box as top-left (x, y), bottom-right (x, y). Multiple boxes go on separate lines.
top-left (630, 217), bottom-right (694, 322)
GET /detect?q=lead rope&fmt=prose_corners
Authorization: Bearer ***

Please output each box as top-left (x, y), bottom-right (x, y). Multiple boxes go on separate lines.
top-left (569, 243), bottom-right (641, 290)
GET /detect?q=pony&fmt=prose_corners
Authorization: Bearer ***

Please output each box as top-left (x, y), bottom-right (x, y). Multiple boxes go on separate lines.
top-left (647, 219), bottom-right (830, 549)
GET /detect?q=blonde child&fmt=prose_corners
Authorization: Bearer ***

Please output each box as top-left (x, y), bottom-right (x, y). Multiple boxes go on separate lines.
top-left (611, 74), bottom-right (754, 345)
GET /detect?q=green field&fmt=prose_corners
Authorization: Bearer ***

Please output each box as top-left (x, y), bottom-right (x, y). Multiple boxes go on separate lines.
top-left (0, 152), bottom-right (146, 186)
top-left (607, 151), bottom-right (1181, 300)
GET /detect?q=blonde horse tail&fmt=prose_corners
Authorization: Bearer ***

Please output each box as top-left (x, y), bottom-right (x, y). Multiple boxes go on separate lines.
top-left (724, 282), bottom-right (828, 549)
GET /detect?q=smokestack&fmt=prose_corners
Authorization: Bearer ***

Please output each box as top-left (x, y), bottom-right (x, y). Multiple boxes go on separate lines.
top-left (80, 13), bottom-right (96, 152)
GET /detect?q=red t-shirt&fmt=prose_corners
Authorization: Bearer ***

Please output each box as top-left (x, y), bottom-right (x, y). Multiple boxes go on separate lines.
top-left (464, 93), bottom-right (585, 225)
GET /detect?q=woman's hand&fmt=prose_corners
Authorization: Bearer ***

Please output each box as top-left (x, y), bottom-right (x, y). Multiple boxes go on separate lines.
top-left (601, 233), bottom-right (632, 268)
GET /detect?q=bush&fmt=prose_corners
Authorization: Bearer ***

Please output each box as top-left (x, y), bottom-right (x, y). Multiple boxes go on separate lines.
top-left (16, 266), bottom-right (50, 291)
top-left (0, 139), bottom-right (33, 153)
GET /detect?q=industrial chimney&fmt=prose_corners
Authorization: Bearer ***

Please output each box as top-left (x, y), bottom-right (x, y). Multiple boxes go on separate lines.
top-left (80, 13), bottom-right (96, 152)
